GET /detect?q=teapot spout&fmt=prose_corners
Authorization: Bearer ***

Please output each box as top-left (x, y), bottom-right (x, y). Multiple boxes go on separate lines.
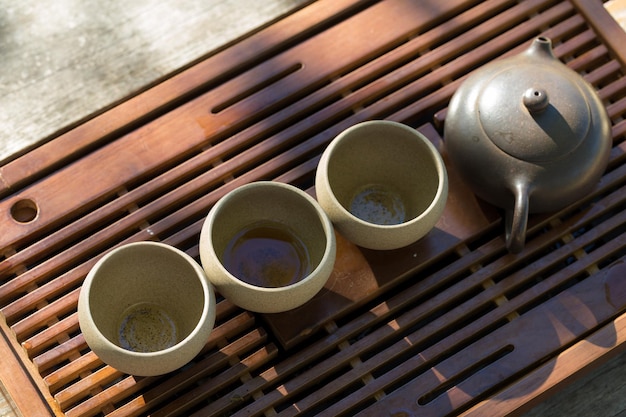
top-left (525, 37), bottom-right (556, 61)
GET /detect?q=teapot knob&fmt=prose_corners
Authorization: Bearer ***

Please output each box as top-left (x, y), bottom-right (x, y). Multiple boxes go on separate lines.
top-left (523, 88), bottom-right (549, 113)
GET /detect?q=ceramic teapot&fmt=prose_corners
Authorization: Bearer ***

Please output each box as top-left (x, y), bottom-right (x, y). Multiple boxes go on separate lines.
top-left (444, 37), bottom-right (612, 253)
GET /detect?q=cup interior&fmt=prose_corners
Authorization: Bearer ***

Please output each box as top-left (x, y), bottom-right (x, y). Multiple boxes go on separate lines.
top-left (87, 244), bottom-right (205, 352)
top-left (210, 184), bottom-right (328, 288)
top-left (326, 123), bottom-right (440, 225)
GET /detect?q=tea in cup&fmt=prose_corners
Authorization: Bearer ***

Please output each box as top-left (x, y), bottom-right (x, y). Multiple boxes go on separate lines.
top-left (315, 120), bottom-right (448, 250)
top-left (199, 181), bottom-right (336, 313)
top-left (78, 241), bottom-right (216, 376)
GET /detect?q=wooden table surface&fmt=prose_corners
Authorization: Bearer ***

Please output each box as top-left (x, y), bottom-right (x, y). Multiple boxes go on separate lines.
top-left (2, 1), bottom-right (626, 416)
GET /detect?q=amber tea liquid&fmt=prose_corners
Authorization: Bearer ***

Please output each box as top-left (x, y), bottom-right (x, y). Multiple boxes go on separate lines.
top-left (222, 221), bottom-right (311, 288)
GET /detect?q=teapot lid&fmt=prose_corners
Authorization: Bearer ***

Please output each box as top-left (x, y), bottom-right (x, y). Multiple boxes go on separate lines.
top-left (477, 38), bottom-right (590, 162)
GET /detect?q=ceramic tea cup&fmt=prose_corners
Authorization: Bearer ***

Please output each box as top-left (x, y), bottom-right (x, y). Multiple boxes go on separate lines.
top-left (78, 241), bottom-right (216, 376)
top-left (199, 181), bottom-right (336, 313)
top-left (315, 120), bottom-right (448, 250)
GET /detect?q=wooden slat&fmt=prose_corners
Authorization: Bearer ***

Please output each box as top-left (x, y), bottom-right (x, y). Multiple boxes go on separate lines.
top-left (44, 352), bottom-right (103, 394)
top-left (22, 313), bottom-right (79, 358)
top-left (33, 334), bottom-right (87, 374)
top-left (55, 366), bottom-right (124, 411)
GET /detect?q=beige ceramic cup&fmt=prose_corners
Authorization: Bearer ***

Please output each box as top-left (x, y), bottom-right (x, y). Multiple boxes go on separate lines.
top-left (199, 181), bottom-right (336, 313)
top-left (78, 241), bottom-right (216, 376)
top-left (315, 120), bottom-right (448, 250)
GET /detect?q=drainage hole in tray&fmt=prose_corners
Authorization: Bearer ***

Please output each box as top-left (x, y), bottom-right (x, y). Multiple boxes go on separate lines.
top-left (10, 199), bottom-right (39, 223)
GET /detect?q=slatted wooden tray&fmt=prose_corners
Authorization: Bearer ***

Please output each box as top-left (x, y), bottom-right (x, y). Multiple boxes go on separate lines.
top-left (2, 0), bottom-right (626, 415)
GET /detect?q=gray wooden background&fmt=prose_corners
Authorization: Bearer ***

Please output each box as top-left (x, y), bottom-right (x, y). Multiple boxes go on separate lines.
top-left (0, 0), bottom-right (308, 164)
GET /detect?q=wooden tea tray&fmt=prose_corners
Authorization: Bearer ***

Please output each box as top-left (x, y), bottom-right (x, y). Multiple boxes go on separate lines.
top-left (2, 0), bottom-right (626, 415)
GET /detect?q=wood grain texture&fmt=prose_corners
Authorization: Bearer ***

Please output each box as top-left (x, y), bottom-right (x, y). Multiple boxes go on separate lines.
top-left (0, 0), bottom-right (309, 165)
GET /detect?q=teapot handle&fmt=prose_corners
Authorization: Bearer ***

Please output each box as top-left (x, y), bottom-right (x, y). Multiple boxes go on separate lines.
top-left (505, 181), bottom-right (529, 254)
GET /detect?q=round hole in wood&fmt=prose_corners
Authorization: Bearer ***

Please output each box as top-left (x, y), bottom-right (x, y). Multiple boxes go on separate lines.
top-left (10, 199), bottom-right (39, 223)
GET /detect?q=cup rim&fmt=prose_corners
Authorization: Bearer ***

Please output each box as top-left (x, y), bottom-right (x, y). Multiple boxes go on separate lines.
top-left (79, 241), bottom-right (214, 359)
top-left (320, 120), bottom-right (448, 229)
top-left (204, 181), bottom-right (336, 293)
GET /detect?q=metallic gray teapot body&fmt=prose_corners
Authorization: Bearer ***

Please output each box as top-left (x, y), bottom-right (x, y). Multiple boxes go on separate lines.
top-left (444, 37), bottom-right (612, 253)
